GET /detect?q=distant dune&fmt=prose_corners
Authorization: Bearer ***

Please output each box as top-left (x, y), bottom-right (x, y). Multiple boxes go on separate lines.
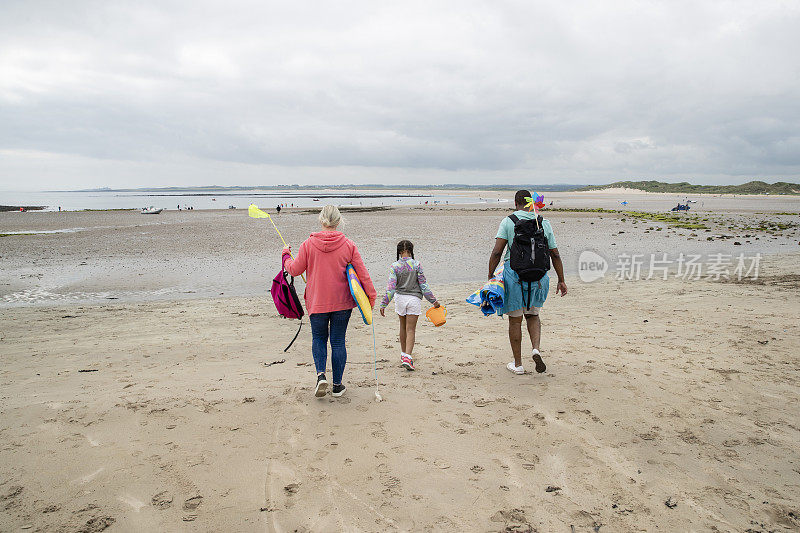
top-left (576, 180), bottom-right (800, 195)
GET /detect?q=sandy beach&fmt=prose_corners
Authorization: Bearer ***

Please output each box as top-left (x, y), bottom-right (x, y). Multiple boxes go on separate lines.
top-left (5, 0), bottom-right (800, 529)
top-left (1, 195), bottom-right (799, 531)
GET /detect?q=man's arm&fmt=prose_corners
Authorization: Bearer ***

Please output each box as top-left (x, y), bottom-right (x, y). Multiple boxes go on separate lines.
top-left (489, 238), bottom-right (507, 280)
top-left (549, 247), bottom-right (568, 296)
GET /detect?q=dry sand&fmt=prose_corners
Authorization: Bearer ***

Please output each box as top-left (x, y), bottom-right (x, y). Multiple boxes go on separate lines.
top-left (1, 198), bottom-right (799, 532)
top-left (1, 261), bottom-right (799, 531)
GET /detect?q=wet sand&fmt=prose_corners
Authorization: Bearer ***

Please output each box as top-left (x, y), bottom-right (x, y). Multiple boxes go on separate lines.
top-left (2, 197), bottom-right (798, 307)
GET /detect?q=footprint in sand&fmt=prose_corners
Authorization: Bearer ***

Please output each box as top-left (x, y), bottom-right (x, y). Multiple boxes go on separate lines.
top-left (76, 516), bottom-right (115, 532)
top-left (522, 414), bottom-right (546, 429)
top-left (491, 508), bottom-right (529, 526)
top-left (381, 475), bottom-right (402, 496)
top-left (457, 413), bottom-right (474, 425)
top-left (636, 429), bottom-right (660, 441)
top-left (151, 491), bottom-right (173, 510)
top-left (370, 426), bottom-right (388, 440)
top-left (183, 495), bottom-right (203, 510)
top-left (328, 396), bottom-right (351, 404)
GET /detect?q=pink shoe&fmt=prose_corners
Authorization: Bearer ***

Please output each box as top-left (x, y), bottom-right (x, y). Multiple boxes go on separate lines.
top-left (401, 355), bottom-right (415, 371)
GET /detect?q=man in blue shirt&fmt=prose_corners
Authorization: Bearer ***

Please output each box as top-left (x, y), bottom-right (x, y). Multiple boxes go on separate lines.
top-left (488, 190), bottom-right (568, 375)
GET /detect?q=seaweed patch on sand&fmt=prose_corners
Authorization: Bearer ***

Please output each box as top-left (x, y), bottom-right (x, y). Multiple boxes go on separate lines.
top-left (0, 205), bottom-right (46, 212)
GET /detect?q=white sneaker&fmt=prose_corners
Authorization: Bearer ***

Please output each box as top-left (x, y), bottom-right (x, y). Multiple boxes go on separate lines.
top-left (506, 362), bottom-right (524, 375)
top-left (314, 374), bottom-right (328, 397)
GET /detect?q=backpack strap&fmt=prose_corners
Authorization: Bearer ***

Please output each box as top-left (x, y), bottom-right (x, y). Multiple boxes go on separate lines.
top-left (508, 214), bottom-right (519, 224)
top-left (516, 279), bottom-right (533, 310)
top-left (526, 281), bottom-right (532, 309)
top-left (284, 321), bottom-right (303, 352)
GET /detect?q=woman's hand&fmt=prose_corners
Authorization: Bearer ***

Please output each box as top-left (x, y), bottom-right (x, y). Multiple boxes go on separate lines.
top-left (379, 308), bottom-right (385, 317)
top-left (433, 301), bottom-right (441, 308)
top-left (282, 246), bottom-right (291, 256)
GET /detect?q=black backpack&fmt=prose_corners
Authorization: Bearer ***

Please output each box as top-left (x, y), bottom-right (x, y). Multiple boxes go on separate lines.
top-left (508, 214), bottom-right (550, 306)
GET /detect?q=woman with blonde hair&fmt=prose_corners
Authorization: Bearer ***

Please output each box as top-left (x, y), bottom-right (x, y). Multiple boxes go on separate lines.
top-left (283, 205), bottom-right (377, 398)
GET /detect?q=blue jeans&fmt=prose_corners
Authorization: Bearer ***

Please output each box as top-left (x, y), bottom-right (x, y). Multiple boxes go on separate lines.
top-left (309, 309), bottom-right (352, 384)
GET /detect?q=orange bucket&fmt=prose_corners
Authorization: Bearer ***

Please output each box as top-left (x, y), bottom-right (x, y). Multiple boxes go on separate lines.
top-left (425, 306), bottom-right (447, 327)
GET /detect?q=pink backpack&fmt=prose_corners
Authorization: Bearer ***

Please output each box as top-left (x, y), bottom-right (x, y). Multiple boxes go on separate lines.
top-left (271, 255), bottom-right (305, 351)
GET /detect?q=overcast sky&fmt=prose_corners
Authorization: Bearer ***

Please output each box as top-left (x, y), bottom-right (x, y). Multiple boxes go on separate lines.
top-left (1, 1), bottom-right (799, 190)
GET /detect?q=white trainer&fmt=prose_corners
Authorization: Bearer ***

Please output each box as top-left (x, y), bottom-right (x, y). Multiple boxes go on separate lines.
top-left (506, 362), bottom-right (524, 375)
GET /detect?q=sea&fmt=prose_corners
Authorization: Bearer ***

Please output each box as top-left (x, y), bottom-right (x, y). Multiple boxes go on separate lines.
top-left (1, 188), bottom-right (503, 211)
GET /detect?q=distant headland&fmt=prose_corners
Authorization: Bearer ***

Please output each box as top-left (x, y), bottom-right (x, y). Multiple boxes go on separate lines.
top-left (576, 180), bottom-right (800, 195)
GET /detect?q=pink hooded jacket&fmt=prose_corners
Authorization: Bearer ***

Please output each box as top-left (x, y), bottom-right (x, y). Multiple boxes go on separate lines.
top-left (283, 231), bottom-right (377, 315)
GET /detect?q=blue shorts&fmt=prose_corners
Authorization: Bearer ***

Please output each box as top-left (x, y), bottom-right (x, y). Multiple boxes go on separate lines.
top-left (500, 262), bottom-right (549, 315)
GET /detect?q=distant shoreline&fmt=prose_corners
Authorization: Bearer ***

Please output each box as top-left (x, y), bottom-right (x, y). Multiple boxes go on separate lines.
top-left (44, 184), bottom-right (583, 193)
top-left (32, 179), bottom-right (800, 196)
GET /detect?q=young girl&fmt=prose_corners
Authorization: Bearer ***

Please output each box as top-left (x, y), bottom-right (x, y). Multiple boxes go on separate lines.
top-left (379, 240), bottom-right (440, 370)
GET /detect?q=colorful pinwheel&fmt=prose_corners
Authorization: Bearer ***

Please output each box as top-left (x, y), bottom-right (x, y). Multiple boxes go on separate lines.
top-left (524, 193), bottom-right (545, 212)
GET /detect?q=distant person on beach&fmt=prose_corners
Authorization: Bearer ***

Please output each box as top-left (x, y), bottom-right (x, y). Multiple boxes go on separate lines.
top-left (283, 205), bottom-right (377, 399)
top-left (488, 190), bottom-right (567, 375)
top-left (276, 205), bottom-right (281, 213)
top-left (379, 240), bottom-right (440, 371)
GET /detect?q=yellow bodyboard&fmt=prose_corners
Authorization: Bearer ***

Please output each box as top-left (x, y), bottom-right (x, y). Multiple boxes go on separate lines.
top-left (346, 264), bottom-right (372, 325)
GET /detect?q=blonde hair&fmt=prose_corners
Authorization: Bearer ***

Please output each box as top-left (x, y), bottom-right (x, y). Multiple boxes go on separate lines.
top-left (318, 204), bottom-right (342, 229)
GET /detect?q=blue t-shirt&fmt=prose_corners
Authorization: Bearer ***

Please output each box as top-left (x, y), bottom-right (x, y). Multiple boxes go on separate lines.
top-left (495, 211), bottom-right (557, 263)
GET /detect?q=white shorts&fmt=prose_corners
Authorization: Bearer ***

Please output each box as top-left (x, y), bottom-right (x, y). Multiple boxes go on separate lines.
top-left (395, 294), bottom-right (422, 316)
top-left (505, 306), bottom-right (540, 317)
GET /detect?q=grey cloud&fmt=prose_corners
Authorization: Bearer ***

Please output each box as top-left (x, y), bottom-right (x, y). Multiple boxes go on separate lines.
top-left (1, 0), bottom-right (799, 189)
